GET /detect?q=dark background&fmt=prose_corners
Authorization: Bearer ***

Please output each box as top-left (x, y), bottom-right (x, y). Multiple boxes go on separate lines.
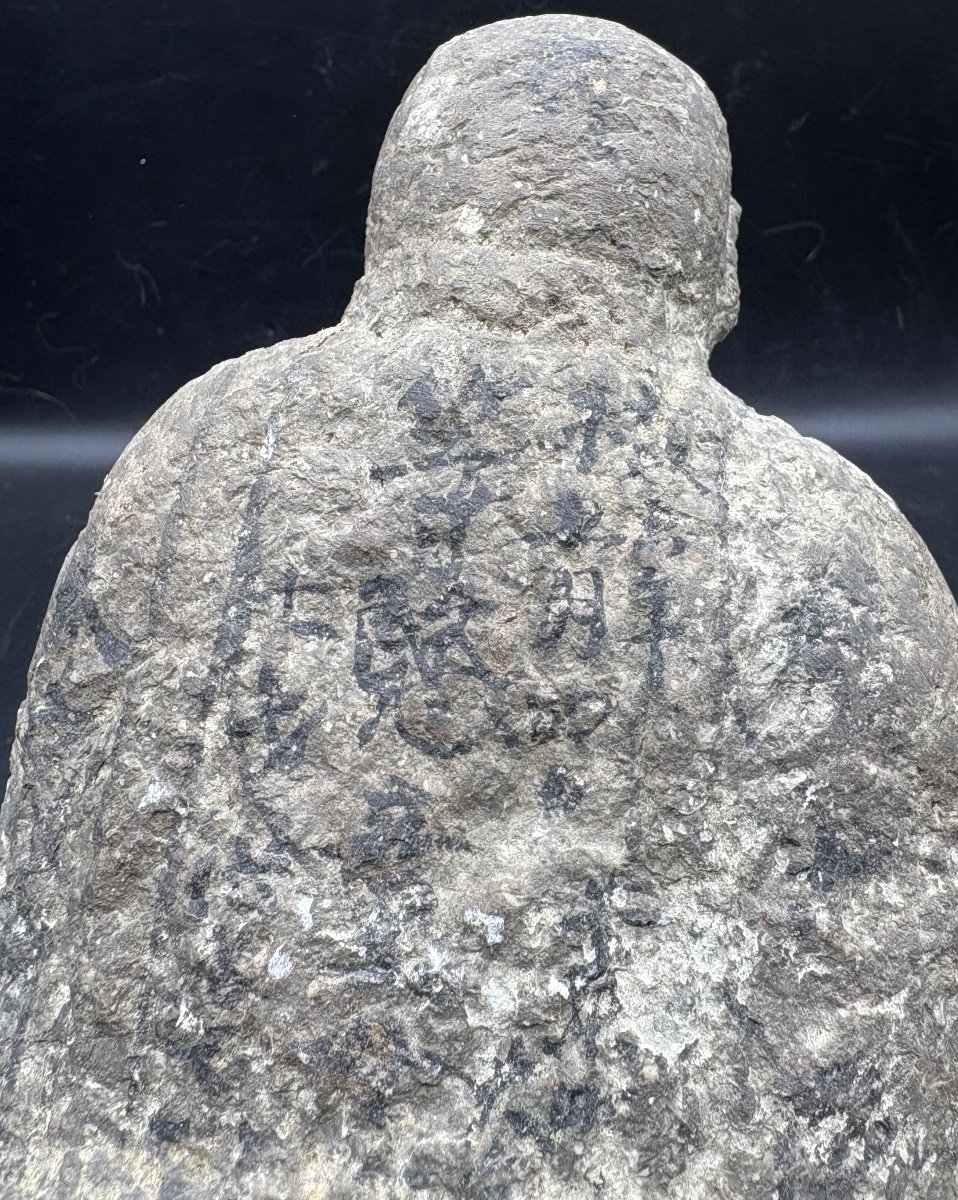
top-left (2, 0), bottom-right (957, 782)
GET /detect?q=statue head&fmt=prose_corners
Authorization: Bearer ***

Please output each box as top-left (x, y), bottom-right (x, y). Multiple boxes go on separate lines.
top-left (363, 15), bottom-right (740, 351)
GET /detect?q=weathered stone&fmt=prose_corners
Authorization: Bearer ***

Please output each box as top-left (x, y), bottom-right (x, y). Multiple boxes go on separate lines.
top-left (2, 14), bottom-right (957, 1199)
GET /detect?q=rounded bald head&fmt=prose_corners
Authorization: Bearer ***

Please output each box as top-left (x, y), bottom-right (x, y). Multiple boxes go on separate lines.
top-left (365, 15), bottom-right (740, 348)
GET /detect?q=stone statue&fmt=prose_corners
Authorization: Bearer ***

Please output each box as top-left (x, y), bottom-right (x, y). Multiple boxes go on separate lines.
top-left (2, 14), bottom-right (956, 1199)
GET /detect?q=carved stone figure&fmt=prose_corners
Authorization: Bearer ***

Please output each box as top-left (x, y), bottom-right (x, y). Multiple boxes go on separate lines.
top-left (2, 14), bottom-right (957, 1199)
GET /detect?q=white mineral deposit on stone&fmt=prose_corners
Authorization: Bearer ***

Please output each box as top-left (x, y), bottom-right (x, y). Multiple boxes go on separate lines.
top-left (1, 12), bottom-right (957, 1200)
top-left (293, 892), bottom-right (314, 931)
top-left (463, 907), bottom-right (506, 946)
top-left (267, 949), bottom-right (294, 981)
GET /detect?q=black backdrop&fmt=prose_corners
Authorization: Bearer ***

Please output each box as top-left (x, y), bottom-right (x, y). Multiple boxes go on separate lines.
top-left (2, 0), bottom-right (957, 781)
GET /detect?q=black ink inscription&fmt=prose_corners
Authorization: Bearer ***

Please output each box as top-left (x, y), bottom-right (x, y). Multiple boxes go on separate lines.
top-left (353, 575), bottom-right (409, 746)
top-left (353, 575), bottom-right (492, 758)
top-left (539, 765), bottom-right (585, 813)
top-left (349, 777), bottom-right (464, 871)
top-left (224, 835), bottom-right (293, 881)
top-left (627, 381), bottom-right (661, 424)
top-left (618, 907), bottom-right (657, 927)
top-left (282, 568), bottom-right (338, 640)
top-left (536, 568), bottom-right (606, 662)
top-left (543, 379), bottom-right (661, 476)
top-left (475, 1037), bottom-right (537, 1126)
top-left (810, 826), bottom-right (895, 893)
top-left (551, 489), bottom-right (603, 550)
top-left (458, 363), bottom-right (529, 423)
top-left (630, 564), bottom-right (682, 690)
top-left (785, 1056), bottom-right (890, 1185)
top-left (227, 663), bottom-right (322, 772)
top-left (524, 490), bottom-right (604, 550)
top-left (492, 689), bottom-right (612, 749)
top-left (370, 463), bottom-right (409, 485)
top-left (149, 1115), bottom-right (190, 1144)
top-left (549, 1083), bottom-right (602, 1134)
top-left (51, 538), bottom-right (132, 669)
top-left (778, 595), bottom-right (851, 688)
top-left (400, 375), bottom-right (441, 422)
top-left (568, 385), bottom-right (609, 474)
top-left (629, 498), bottom-right (667, 561)
top-left (397, 366), bottom-right (531, 477)
top-left (89, 601), bottom-right (133, 667)
top-left (414, 474), bottom-right (492, 568)
top-left (665, 432), bottom-right (689, 465)
top-left (384, 363), bottom-right (531, 483)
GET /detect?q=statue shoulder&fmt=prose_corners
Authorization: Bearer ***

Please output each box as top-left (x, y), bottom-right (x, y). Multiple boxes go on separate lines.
top-left (11, 328), bottom-right (340, 757)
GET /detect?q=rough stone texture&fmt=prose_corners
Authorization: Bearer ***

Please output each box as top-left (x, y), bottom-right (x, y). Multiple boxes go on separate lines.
top-left (3, 14), bottom-right (958, 1199)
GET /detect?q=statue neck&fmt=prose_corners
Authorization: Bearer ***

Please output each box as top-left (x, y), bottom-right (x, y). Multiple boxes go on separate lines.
top-left (343, 241), bottom-right (713, 372)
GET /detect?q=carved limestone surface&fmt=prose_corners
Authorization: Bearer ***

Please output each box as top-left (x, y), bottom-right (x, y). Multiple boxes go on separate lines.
top-left (2, 14), bottom-right (957, 1200)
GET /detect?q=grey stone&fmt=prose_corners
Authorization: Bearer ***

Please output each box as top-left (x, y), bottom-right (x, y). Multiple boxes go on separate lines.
top-left (3, 13), bottom-right (958, 1199)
